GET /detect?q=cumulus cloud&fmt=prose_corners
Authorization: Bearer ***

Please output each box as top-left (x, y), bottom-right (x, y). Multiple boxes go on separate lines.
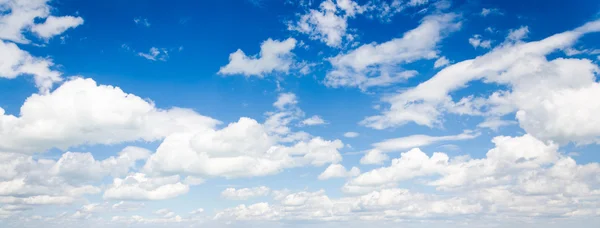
top-left (318, 164), bottom-right (360, 180)
top-left (300, 115), bottom-right (326, 126)
top-left (0, 147), bottom-right (150, 210)
top-left (468, 34), bottom-right (492, 49)
top-left (31, 16), bottom-right (84, 40)
top-left (221, 187), bottom-right (271, 200)
top-left (273, 92), bottom-right (298, 110)
top-left (0, 0), bottom-right (83, 43)
top-left (324, 13), bottom-right (461, 89)
top-left (343, 132), bottom-right (359, 138)
top-left (143, 92), bottom-right (344, 178)
top-left (289, 0), bottom-right (365, 47)
top-left (0, 40), bottom-right (62, 93)
top-left (361, 19), bottom-right (600, 146)
top-left (103, 173), bottom-right (189, 201)
top-left (0, 77), bottom-right (219, 154)
top-left (219, 38), bottom-right (297, 77)
top-left (434, 56), bottom-right (450, 68)
top-left (359, 149), bottom-right (389, 165)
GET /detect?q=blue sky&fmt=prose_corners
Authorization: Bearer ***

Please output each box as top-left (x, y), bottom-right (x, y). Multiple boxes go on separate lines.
top-left (1, 0), bottom-right (600, 227)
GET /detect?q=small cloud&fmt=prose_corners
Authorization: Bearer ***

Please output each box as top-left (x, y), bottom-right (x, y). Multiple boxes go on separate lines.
top-left (138, 47), bottom-right (169, 61)
top-left (434, 56), bottom-right (450, 68)
top-left (469, 34), bottom-right (492, 49)
top-left (507, 26), bottom-right (529, 41)
top-left (133, 17), bottom-right (151, 27)
top-left (343, 132), bottom-right (359, 138)
top-left (301, 115), bottom-right (327, 126)
top-left (480, 8), bottom-right (503, 17)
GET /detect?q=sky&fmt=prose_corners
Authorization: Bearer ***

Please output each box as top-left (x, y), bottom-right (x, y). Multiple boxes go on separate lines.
top-left (1, 0), bottom-right (600, 227)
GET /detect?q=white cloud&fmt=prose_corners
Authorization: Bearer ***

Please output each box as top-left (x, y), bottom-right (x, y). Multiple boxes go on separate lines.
top-left (112, 201), bottom-right (144, 211)
top-left (0, 0), bottom-right (82, 43)
top-left (301, 115), bottom-right (326, 126)
top-left (221, 186), bottom-right (271, 200)
top-left (507, 26), bottom-right (529, 41)
top-left (51, 146), bottom-right (151, 182)
top-left (103, 173), bottom-right (189, 201)
top-left (477, 117), bottom-right (516, 131)
top-left (361, 19), bottom-right (600, 140)
top-left (214, 202), bottom-right (281, 221)
top-left (480, 8), bottom-right (503, 17)
top-left (31, 16), bottom-right (84, 40)
top-left (138, 47), bottom-right (169, 61)
top-left (218, 38), bottom-right (297, 77)
top-left (318, 164), bottom-right (360, 180)
top-left (0, 148), bottom-right (150, 208)
top-left (325, 13), bottom-right (460, 89)
top-left (133, 17), bottom-right (151, 27)
top-left (468, 34), bottom-right (492, 49)
top-left (359, 149), bottom-right (389, 165)
top-left (143, 93), bottom-right (344, 179)
top-left (371, 131), bottom-right (479, 152)
top-left (289, 0), bottom-right (365, 47)
top-left (0, 40), bottom-right (62, 93)
top-left (343, 132), bottom-right (359, 138)
top-left (434, 56), bottom-right (450, 68)
top-left (273, 92), bottom-right (298, 110)
top-left (0, 77), bottom-right (219, 154)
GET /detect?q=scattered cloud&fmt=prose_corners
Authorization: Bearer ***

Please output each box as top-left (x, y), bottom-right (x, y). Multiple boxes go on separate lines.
top-left (480, 8), bottom-right (503, 17)
top-left (301, 115), bottom-right (326, 126)
top-left (219, 38), bottom-right (297, 77)
top-left (468, 34), bottom-right (492, 49)
top-left (343, 132), bottom-right (359, 138)
top-left (134, 17), bottom-right (151, 27)
top-left (221, 187), bottom-right (271, 200)
top-left (325, 13), bottom-right (461, 90)
top-left (138, 47), bottom-right (169, 61)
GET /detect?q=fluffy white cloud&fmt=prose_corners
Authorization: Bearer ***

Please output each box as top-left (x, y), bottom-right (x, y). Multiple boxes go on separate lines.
top-left (273, 92), bottom-right (298, 110)
top-left (31, 16), bottom-right (84, 39)
top-left (480, 8), bottom-right (502, 17)
top-left (359, 149), bottom-right (389, 165)
top-left (361, 19), bottom-right (600, 144)
top-left (0, 0), bottom-right (82, 43)
top-left (221, 186), bottom-right (271, 200)
top-left (289, 0), bottom-right (365, 47)
top-left (0, 147), bottom-right (149, 208)
top-left (215, 188), bottom-right (483, 223)
top-left (0, 40), bottom-right (62, 93)
top-left (301, 115), bottom-right (326, 126)
top-left (143, 93), bottom-right (344, 178)
top-left (324, 13), bottom-right (460, 89)
top-left (219, 38), bottom-right (297, 77)
top-left (318, 164), bottom-right (360, 180)
top-left (468, 34), bottom-right (492, 49)
top-left (51, 146), bottom-right (151, 182)
top-left (0, 77), bottom-right (219, 154)
top-left (143, 118), bottom-right (343, 178)
top-left (433, 56), bottom-right (450, 68)
top-left (103, 173), bottom-right (189, 201)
